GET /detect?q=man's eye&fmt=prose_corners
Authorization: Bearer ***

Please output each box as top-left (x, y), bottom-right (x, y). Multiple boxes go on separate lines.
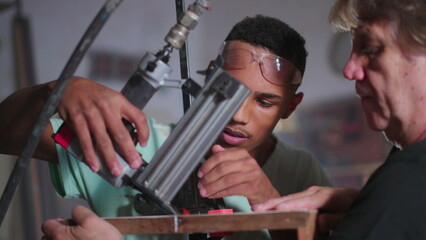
top-left (257, 99), bottom-right (273, 107)
top-left (362, 46), bottom-right (380, 57)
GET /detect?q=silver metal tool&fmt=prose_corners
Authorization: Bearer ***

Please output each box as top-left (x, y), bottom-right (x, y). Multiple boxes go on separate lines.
top-left (53, 0), bottom-right (251, 215)
top-left (54, 0), bottom-right (212, 188)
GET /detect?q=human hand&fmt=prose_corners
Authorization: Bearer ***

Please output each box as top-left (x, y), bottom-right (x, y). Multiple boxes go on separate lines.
top-left (197, 144), bottom-right (280, 205)
top-left (252, 186), bottom-right (360, 232)
top-left (57, 76), bottom-right (149, 176)
top-left (41, 205), bottom-right (123, 240)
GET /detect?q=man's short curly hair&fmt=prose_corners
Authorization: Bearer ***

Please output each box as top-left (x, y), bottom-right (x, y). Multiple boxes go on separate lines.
top-left (225, 15), bottom-right (308, 78)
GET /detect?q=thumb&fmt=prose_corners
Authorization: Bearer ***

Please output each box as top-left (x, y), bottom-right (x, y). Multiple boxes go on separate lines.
top-left (41, 218), bottom-right (69, 240)
top-left (212, 144), bottom-right (225, 153)
top-left (71, 205), bottom-right (96, 225)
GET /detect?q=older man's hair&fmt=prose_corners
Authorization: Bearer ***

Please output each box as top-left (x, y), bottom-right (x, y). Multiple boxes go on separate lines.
top-left (329, 0), bottom-right (426, 51)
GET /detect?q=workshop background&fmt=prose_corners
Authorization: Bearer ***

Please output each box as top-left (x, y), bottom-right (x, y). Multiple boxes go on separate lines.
top-left (0, 0), bottom-right (391, 239)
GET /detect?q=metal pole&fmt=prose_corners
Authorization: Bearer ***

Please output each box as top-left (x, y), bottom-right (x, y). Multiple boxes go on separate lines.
top-left (175, 0), bottom-right (192, 112)
top-left (12, 0), bottom-right (41, 237)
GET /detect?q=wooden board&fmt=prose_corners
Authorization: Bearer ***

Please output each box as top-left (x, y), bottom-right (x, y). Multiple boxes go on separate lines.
top-left (101, 210), bottom-right (317, 240)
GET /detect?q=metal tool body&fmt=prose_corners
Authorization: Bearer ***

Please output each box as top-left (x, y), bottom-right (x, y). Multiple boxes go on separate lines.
top-left (128, 65), bottom-right (250, 214)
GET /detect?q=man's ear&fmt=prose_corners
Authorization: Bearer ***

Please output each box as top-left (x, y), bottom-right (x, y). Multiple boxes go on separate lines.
top-left (281, 92), bottom-right (304, 119)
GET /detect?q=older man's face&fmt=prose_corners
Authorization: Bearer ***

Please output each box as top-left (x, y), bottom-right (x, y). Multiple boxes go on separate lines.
top-left (343, 21), bottom-right (426, 146)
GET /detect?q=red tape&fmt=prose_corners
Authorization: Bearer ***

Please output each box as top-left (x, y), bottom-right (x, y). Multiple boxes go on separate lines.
top-left (53, 124), bottom-right (75, 149)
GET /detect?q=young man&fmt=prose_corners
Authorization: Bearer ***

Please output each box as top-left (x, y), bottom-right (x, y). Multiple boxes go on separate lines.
top-left (0, 15), bottom-right (330, 239)
top-left (254, 0), bottom-right (426, 239)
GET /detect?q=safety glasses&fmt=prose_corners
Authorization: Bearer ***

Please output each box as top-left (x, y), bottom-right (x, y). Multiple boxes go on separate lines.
top-left (218, 41), bottom-right (302, 86)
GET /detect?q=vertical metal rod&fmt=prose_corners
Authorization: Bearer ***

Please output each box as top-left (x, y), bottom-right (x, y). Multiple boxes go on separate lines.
top-left (175, 0), bottom-right (192, 112)
top-left (12, 2), bottom-right (41, 238)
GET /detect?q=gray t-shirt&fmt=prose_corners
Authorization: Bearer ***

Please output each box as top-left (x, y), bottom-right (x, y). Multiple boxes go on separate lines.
top-left (264, 137), bottom-right (331, 196)
top-left (225, 137), bottom-right (332, 240)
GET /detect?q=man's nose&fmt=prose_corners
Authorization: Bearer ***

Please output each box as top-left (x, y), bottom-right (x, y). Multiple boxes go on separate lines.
top-left (343, 54), bottom-right (365, 81)
top-left (232, 99), bottom-right (250, 124)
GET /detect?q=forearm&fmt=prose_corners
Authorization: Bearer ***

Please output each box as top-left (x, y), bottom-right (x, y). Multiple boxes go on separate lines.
top-left (0, 81), bottom-right (58, 162)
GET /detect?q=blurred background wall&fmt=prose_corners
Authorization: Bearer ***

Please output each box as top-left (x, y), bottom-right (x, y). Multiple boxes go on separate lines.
top-left (0, 0), bottom-right (391, 239)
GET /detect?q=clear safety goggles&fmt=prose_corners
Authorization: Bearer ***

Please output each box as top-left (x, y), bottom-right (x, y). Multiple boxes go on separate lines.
top-left (218, 41), bottom-right (302, 86)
